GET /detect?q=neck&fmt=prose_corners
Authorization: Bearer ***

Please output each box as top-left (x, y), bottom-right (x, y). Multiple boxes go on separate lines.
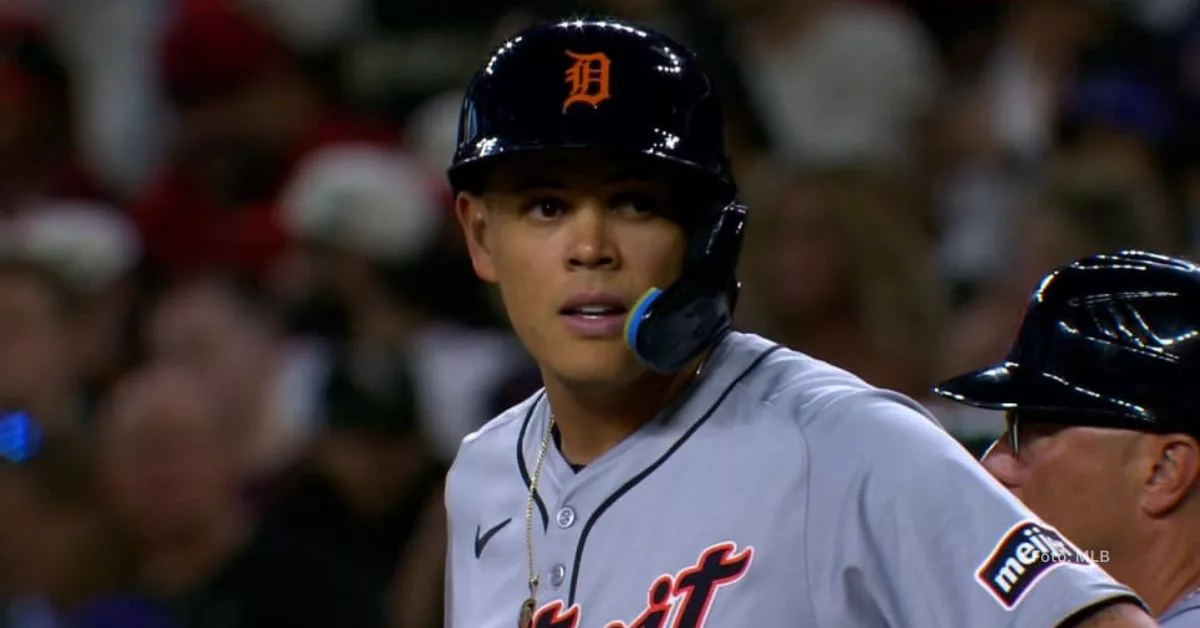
top-left (137, 507), bottom-right (249, 596)
top-left (543, 354), bottom-right (707, 466)
top-left (1117, 520), bottom-right (1200, 616)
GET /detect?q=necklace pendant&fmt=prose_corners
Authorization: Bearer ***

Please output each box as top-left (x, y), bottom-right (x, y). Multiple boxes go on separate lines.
top-left (519, 596), bottom-right (537, 628)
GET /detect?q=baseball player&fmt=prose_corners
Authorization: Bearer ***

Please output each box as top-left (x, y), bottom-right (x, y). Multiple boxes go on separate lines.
top-left (443, 17), bottom-right (1156, 628)
top-left (932, 250), bottom-right (1200, 626)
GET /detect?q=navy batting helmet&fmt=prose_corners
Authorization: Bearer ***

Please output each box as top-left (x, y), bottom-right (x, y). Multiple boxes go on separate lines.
top-left (448, 18), bottom-right (745, 374)
top-left (932, 250), bottom-right (1200, 434)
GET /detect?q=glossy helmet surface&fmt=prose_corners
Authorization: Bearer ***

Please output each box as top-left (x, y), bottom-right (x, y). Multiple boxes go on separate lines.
top-left (448, 18), bottom-right (735, 199)
top-left (932, 250), bottom-right (1200, 430)
top-left (448, 17), bottom-right (745, 373)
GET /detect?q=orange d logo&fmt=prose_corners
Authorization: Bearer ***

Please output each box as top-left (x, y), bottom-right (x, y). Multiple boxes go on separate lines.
top-left (563, 51), bottom-right (611, 113)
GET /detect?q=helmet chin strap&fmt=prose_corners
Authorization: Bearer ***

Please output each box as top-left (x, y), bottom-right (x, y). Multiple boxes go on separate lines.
top-left (624, 278), bottom-right (737, 374)
top-left (623, 203), bottom-right (746, 373)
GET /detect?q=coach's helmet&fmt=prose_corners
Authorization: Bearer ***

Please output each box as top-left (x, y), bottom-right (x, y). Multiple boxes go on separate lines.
top-left (932, 250), bottom-right (1200, 434)
top-left (447, 17), bottom-right (745, 374)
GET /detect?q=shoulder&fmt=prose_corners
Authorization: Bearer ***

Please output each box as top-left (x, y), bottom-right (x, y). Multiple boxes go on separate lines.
top-left (445, 389), bottom-right (542, 488)
top-left (1162, 599), bottom-right (1200, 626)
top-left (715, 332), bottom-right (972, 491)
top-left (724, 332), bottom-right (943, 439)
top-left (459, 388), bottom-right (541, 451)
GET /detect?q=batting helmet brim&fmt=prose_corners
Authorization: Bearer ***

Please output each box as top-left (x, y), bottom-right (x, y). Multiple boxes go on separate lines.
top-left (930, 361), bottom-right (1144, 418)
top-left (447, 144), bottom-right (736, 201)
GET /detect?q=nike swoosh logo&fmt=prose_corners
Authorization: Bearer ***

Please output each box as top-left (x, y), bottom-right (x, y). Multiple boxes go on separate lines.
top-left (474, 517), bottom-right (513, 559)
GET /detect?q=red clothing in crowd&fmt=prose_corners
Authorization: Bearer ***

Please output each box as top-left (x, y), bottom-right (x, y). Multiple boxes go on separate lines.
top-left (131, 118), bottom-right (398, 281)
top-left (133, 0), bottom-right (400, 280)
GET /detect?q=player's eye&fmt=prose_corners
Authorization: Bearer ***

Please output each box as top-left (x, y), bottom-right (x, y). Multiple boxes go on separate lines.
top-left (523, 197), bottom-right (569, 220)
top-left (609, 191), bottom-right (664, 217)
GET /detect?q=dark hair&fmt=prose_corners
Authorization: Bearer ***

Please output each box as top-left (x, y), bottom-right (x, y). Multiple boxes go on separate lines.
top-left (322, 347), bottom-right (420, 438)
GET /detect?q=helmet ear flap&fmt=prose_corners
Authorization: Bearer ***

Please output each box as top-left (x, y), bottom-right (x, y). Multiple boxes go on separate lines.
top-left (624, 203), bottom-right (746, 373)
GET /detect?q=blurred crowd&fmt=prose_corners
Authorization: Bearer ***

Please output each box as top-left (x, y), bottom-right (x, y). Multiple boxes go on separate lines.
top-left (0, 0), bottom-right (1195, 626)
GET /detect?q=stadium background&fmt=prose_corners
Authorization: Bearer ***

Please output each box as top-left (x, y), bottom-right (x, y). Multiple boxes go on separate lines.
top-left (0, 0), bottom-right (1192, 626)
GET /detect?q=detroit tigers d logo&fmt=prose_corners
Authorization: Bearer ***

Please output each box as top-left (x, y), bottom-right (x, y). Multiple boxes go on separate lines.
top-left (531, 542), bottom-right (753, 628)
top-left (563, 51), bottom-right (612, 113)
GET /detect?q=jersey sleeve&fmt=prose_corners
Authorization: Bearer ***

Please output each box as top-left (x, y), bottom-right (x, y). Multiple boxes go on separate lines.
top-left (800, 391), bottom-right (1144, 627)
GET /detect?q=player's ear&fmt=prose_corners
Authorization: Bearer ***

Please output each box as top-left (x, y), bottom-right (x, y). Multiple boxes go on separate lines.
top-left (1141, 434), bottom-right (1200, 517)
top-left (456, 192), bottom-right (498, 283)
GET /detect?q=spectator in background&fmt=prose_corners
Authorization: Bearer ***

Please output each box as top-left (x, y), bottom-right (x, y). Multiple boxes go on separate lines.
top-left (3, 202), bottom-right (144, 426)
top-left (239, 0), bottom-right (369, 55)
top-left (132, 0), bottom-right (395, 282)
top-left (143, 274), bottom-right (324, 492)
top-left (0, 260), bottom-right (84, 435)
top-left (97, 365), bottom-right (382, 628)
top-left (932, 0), bottom-right (1108, 293)
top-left (278, 145), bottom-right (524, 463)
top-left (738, 167), bottom-right (946, 401)
top-left (980, 0), bottom-right (1108, 167)
top-left (0, 414), bottom-right (168, 628)
top-left (930, 155), bottom-right (1178, 452)
top-left (718, 0), bottom-right (942, 171)
top-left (400, 91), bottom-right (461, 185)
top-left (0, 15), bottom-right (105, 214)
top-left (1055, 69), bottom-right (1178, 237)
top-left (258, 350), bottom-right (446, 628)
top-left (934, 19), bottom-right (1177, 302)
top-left (941, 157), bottom-right (1180, 383)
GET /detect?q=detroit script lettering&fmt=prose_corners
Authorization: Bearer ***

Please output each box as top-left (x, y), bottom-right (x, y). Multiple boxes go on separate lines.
top-left (534, 542), bottom-right (753, 628)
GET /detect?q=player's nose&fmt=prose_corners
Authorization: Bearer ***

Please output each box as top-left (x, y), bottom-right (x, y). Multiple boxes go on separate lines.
top-left (566, 203), bottom-right (620, 271)
top-left (980, 438), bottom-right (1022, 491)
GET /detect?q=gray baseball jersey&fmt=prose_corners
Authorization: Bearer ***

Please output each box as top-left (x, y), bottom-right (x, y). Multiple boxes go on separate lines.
top-left (444, 332), bottom-right (1141, 627)
top-left (1163, 594), bottom-right (1200, 626)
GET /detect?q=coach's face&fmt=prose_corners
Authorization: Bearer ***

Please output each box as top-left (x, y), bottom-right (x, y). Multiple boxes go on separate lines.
top-left (981, 415), bottom-right (1200, 569)
top-left (456, 150), bottom-right (689, 386)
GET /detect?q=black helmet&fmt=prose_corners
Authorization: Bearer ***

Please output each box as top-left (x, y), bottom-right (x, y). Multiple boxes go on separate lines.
top-left (448, 17), bottom-right (746, 374)
top-left (448, 18), bottom-right (735, 200)
top-left (932, 250), bottom-right (1200, 433)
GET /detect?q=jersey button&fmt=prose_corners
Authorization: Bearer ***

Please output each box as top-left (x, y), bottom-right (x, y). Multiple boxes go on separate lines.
top-left (555, 507), bottom-right (576, 529)
top-left (550, 564), bottom-right (566, 588)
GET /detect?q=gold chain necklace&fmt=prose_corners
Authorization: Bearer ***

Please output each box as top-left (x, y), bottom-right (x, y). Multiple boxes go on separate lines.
top-left (517, 354), bottom-right (708, 627)
top-left (519, 412), bottom-right (555, 628)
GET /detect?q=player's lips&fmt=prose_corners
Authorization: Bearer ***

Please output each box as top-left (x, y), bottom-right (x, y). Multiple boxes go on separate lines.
top-left (559, 292), bottom-right (629, 338)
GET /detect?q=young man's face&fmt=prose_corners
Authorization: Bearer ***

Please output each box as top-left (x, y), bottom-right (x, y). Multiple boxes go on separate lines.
top-left (457, 150), bottom-right (690, 388)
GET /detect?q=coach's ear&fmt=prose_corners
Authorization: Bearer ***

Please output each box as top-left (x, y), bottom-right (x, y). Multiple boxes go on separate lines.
top-left (456, 192), bottom-right (497, 283)
top-left (1141, 434), bottom-right (1200, 517)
